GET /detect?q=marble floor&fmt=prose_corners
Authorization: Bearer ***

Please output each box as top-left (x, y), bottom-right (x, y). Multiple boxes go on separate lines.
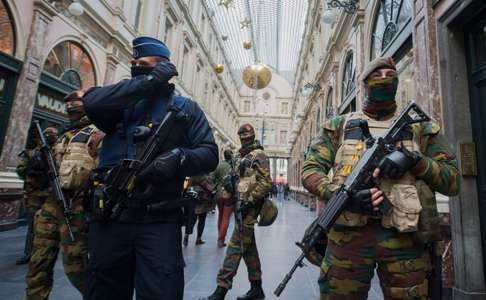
top-left (0, 199), bottom-right (383, 300)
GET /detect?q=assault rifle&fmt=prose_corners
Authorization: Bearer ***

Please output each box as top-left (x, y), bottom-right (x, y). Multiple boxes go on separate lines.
top-left (34, 121), bottom-right (75, 242)
top-left (274, 102), bottom-right (431, 297)
top-left (101, 104), bottom-right (182, 219)
top-left (228, 158), bottom-right (246, 253)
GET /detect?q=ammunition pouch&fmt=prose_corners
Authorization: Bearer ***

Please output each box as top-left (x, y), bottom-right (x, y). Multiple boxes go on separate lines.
top-left (383, 281), bottom-right (428, 299)
top-left (258, 197), bottom-right (278, 226)
top-left (382, 184), bottom-right (422, 232)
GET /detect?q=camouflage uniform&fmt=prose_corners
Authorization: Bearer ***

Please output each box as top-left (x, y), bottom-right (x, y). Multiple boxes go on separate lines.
top-left (302, 113), bottom-right (460, 299)
top-left (25, 122), bottom-right (103, 300)
top-left (216, 140), bottom-right (272, 289)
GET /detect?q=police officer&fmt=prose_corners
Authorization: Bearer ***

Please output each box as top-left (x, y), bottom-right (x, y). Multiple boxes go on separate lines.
top-left (16, 126), bottom-right (58, 265)
top-left (301, 57), bottom-right (460, 299)
top-left (203, 124), bottom-right (272, 300)
top-left (25, 91), bottom-right (103, 300)
top-left (82, 36), bottom-right (218, 300)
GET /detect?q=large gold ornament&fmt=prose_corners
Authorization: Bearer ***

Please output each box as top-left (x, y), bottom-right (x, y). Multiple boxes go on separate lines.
top-left (243, 40), bottom-right (252, 49)
top-left (214, 64), bottom-right (224, 74)
top-left (242, 64), bottom-right (272, 89)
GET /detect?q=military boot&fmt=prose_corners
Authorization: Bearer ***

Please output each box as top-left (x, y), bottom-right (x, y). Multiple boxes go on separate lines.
top-left (237, 280), bottom-right (265, 300)
top-left (199, 286), bottom-right (228, 300)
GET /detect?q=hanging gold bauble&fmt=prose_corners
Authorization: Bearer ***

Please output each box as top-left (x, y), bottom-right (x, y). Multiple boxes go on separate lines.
top-left (214, 64), bottom-right (224, 74)
top-left (243, 40), bottom-right (252, 49)
top-left (242, 63), bottom-right (272, 90)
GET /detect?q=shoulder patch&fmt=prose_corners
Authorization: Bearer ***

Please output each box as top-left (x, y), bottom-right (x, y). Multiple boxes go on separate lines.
top-left (323, 115), bottom-right (344, 132)
top-left (421, 122), bottom-right (441, 136)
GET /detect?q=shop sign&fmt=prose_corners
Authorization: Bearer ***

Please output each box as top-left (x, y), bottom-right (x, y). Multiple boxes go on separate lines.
top-left (36, 88), bottom-right (67, 115)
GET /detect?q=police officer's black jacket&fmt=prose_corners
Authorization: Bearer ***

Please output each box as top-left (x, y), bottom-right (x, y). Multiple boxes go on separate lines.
top-left (83, 75), bottom-right (219, 222)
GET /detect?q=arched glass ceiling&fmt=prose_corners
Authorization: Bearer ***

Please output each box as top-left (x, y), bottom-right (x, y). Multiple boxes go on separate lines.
top-left (204, 0), bottom-right (309, 85)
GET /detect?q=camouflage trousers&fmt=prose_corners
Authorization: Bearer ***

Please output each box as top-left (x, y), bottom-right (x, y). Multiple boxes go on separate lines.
top-left (216, 225), bottom-right (262, 289)
top-left (319, 221), bottom-right (430, 300)
top-left (25, 197), bottom-right (87, 300)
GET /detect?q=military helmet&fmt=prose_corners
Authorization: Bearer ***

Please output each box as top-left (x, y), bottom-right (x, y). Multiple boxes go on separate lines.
top-left (238, 123), bottom-right (255, 138)
top-left (258, 198), bottom-right (278, 226)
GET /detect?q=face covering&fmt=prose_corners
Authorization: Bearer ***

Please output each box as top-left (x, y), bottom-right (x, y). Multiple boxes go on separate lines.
top-left (45, 135), bottom-right (57, 146)
top-left (362, 75), bottom-right (399, 119)
top-left (240, 136), bottom-right (255, 148)
top-left (67, 106), bottom-right (85, 122)
top-left (131, 65), bottom-right (154, 78)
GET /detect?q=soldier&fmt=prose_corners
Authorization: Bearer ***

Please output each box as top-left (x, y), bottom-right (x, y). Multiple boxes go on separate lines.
top-left (82, 36), bottom-right (218, 299)
top-left (301, 57), bottom-right (460, 299)
top-left (25, 91), bottom-right (104, 300)
top-left (184, 174), bottom-right (214, 246)
top-left (202, 123), bottom-right (272, 300)
top-left (213, 149), bottom-right (234, 248)
top-left (16, 126), bottom-right (58, 265)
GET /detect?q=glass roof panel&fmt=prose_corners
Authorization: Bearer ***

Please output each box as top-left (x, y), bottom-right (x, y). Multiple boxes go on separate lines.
top-left (204, 0), bottom-right (309, 85)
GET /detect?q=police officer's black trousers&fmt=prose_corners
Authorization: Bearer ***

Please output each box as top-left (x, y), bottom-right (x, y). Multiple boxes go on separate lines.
top-left (85, 221), bottom-right (184, 300)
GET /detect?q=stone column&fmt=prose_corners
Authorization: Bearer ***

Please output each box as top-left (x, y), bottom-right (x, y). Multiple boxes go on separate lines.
top-left (411, 0), bottom-right (442, 122)
top-left (0, 0), bottom-right (55, 230)
top-left (103, 53), bottom-right (119, 85)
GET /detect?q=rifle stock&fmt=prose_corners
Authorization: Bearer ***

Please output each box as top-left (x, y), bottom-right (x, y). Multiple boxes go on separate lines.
top-left (274, 102), bottom-right (431, 297)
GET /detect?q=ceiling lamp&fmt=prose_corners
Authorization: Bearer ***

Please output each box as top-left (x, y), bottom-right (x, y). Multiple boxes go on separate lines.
top-left (243, 40), bottom-right (252, 50)
top-left (327, 0), bottom-right (359, 14)
top-left (68, 0), bottom-right (84, 16)
top-left (242, 64), bottom-right (272, 90)
top-left (322, 8), bottom-right (335, 24)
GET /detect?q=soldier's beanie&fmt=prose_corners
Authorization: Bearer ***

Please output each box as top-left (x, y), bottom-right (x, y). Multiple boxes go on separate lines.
top-left (132, 36), bottom-right (171, 60)
top-left (63, 90), bottom-right (84, 102)
top-left (361, 57), bottom-right (396, 83)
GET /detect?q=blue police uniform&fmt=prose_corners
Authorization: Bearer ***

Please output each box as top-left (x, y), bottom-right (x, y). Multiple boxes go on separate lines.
top-left (83, 37), bottom-right (218, 300)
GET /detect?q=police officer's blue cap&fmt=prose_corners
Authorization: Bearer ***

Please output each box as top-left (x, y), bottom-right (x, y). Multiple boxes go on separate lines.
top-left (132, 36), bottom-right (171, 60)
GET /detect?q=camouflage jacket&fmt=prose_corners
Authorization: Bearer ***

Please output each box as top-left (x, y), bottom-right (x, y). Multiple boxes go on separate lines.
top-left (236, 141), bottom-right (272, 224)
top-left (302, 114), bottom-right (461, 202)
top-left (17, 147), bottom-right (50, 198)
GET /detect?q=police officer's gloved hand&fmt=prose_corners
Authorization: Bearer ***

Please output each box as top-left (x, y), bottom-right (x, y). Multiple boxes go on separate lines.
top-left (137, 148), bottom-right (183, 185)
top-left (378, 143), bottom-right (421, 180)
top-left (150, 61), bottom-right (178, 86)
top-left (346, 189), bottom-right (374, 215)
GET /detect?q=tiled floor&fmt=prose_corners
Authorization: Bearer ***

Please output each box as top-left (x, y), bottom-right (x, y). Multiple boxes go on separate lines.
top-left (0, 199), bottom-right (383, 300)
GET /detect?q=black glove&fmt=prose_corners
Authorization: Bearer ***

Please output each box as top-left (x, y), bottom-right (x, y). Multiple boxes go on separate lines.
top-left (28, 151), bottom-right (46, 172)
top-left (222, 175), bottom-right (234, 195)
top-left (378, 143), bottom-right (421, 180)
top-left (137, 148), bottom-right (182, 184)
top-left (150, 61), bottom-right (178, 85)
top-left (346, 189), bottom-right (375, 215)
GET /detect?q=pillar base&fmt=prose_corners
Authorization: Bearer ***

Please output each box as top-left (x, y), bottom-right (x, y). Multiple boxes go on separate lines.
top-left (0, 171), bottom-right (23, 231)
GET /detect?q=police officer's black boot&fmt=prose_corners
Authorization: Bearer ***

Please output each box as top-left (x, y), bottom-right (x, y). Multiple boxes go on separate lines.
top-left (199, 286), bottom-right (228, 300)
top-left (237, 280), bottom-right (265, 300)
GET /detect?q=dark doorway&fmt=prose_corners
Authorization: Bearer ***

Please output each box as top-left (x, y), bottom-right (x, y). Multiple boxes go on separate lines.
top-left (465, 10), bottom-right (486, 275)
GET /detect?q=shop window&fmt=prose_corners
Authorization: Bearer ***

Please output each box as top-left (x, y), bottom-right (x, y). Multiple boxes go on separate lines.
top-left (371, 0), bottom-right (412, 59)
top-left (0, 0), bottom-right (15, 55)
top-left (43, 41), bottom-right (96, 89)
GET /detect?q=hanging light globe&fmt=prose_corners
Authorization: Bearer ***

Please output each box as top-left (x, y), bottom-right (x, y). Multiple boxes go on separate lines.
top-left (68, 1), bottom-right (84, 16)
top-left (242, 63), bottom-right (272, 90)
top-left (321, 8), bottom-right (335, 24)
top-left (243, 40), bottom-right (252, 50)
top-left (214, 64), bottom-right (224, 74)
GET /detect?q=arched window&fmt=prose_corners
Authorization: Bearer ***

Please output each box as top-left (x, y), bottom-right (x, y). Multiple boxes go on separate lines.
top-left (371, 0), bottom-right (412, 59)
top-left (342, 51), bottom-right (355, 101)
top-left (43, 41), bottom-right (96, 89)
top-left (325, 88), bottom-right (334, 118)
top-left (0, 0), bottom-right (15, 55)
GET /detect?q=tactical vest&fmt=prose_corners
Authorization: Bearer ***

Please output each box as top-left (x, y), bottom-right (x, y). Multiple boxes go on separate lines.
top-left (330, 112), bottom-right (428, 234)
top-left (55, 125), bottom-right (98, 191)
